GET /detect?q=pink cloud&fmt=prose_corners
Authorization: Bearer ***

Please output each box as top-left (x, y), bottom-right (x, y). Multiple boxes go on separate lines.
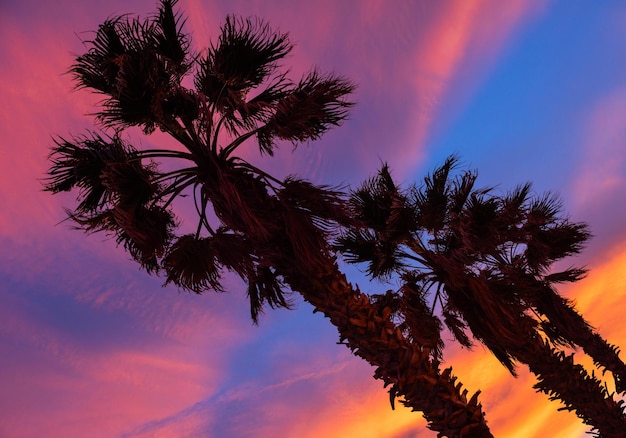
top-left (3, 1), bottom-right (624, 437)
top-left (565, 86), bottom-right (626, 261)
top-left (0, 270), bottom-right (253, 437)
top-left (396, 0), bottom-right (549, 177)
top-left (571, 87), bottom-right (626, 211)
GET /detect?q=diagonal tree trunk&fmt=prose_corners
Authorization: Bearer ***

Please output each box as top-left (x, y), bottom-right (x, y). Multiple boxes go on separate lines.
top-left (450, 277), bottom-right (626, 436)
top-left (209, 163), bottom-right (493, 437)
top-left (278, 257), bottom-right (493, 438)
top-left (532, 286), bottom-right (626, 394)
top-left (515, 336), bottom-right (626, 438)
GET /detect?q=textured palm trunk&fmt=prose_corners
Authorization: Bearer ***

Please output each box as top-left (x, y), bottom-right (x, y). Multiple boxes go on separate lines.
top-left (208, 162), bottom-right (493, 436)
top-left (533, 284), bottom-right (626, 394)
top-left (515, 336), bottom-right (626, 437)
top-left (272, 256), bottom-right (493, 438)
top-left (576, 332), bottom-right (626, 394)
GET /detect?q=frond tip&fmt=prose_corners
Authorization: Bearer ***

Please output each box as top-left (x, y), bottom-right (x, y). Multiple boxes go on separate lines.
top-left (247, 266), bottom-right (292, 324)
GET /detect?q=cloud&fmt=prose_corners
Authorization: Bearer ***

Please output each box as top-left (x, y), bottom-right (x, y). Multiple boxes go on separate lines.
top-left (125, 350), bottom-right (429, 438)
top-left (570, 87), bottom-right (626, 253)
top-left (0, 262), bottom-right (254, 438)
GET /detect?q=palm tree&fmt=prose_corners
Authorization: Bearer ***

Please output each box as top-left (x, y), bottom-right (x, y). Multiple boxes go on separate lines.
top-left (336, 156), bottom-right (626, 436)
top-left (45, 2), bottom-right (491, 436)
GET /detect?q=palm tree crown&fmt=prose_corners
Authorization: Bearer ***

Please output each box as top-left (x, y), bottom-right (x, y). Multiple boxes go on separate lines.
top-left (45, 1), bottom-right (625, 435)
top-left (336, 156), bottom-right (626, 435)
top-left (45, 4), bottom-right (498, 436)
top-left (46, 0), bottom-right (354, 322)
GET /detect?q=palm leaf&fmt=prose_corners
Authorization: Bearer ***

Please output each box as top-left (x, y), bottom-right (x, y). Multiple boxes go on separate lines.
top-left (70, 18), bottom-right (126, 94)
top-left (257, 70), bottom-right (354, 154)
top-left (71, 2), bottom-right (192, 132)
top-left (153, 0), bottom-right (191, 72)
top-left (45, 133), bottom-right (140, 212)
top-left (524, 221), bottom-right (590, 271)
top-left (442, 305), bottom-right (473, 349)
top-left (210, 228), bottom-right (255, 279)
top-left (350, 164), bottom-right (398, 231)
top-left (247, 265), bottom-right (292, 324)
top-left (412, 155), bottom-right (457, 232)
top-left (335, 228), bottom-right (406, 278)
top-left (194, 15), bottom-right (291, 116)
top-left (100, 157), bottom-right (158, 207)
top-left (112, 204), bottom-right (176, 270)
top-left (399, 280), bottom-right (444, 358)
top-left (447, 169), bottom-right (478, 215)
top-left (279, 177), bottom-right (352, 229)
top-left (225, 73), bottom-right (292, 139)
top-left (162, 234), bottom-right (224, 292)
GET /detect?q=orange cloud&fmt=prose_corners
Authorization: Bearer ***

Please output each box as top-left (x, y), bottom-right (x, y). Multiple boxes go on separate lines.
top-left (433, 246), bottom-right (626, 437)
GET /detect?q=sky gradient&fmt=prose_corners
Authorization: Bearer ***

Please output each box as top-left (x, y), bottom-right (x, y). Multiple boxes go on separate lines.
top-left (1, 0), bottom-right (626, 437)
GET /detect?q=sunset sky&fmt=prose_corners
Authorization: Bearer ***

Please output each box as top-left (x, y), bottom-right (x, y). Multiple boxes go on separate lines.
top-left (1, 0), bottom-right (626, 437)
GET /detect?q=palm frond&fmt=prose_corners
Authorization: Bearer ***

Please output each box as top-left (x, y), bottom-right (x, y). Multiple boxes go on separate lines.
top-left (412, 156), bottom-right (457, 232)
top-left (223, 73), bottom-right (292, 139)
top-left (247, 265), bottom-right (292, 324)
top-left (524, 192), bottom-right (563, 228)
top-left (100, 157), bottom-right (158, 207)
top-left (544, 267), bottom-right (587, 284)
top-left (112, 204), bottom-right (176, 270)
top-left (524, 221), bottom-right (590, 271)
top-left (447, 275), bottom-right (539, 375)
top-left (70, 18), bottom-right (126, 94)
top-left (153, 0), bottom-right (191, 72)
top-left (400, 281), bottom-right (444, 358)
top-left (210, 228), bottom-right (255, 279)
top-left (162, 234), bottom-right (224, 292)
top-left (335, 228), bottom-right (406, 278)
top-left (448, 169), bottom-right (478, 215)
top-left (214, 15), bottom-right (291, 88)
top-left (194, 16), bottom-right (291, 117)
top-left (71, 4), bottom-right (192, 133)
top-left (460, 194), bottom-right (500, 254)
top-left (257, 70), bottom-right (354, 154)
top-left (45, 133), bottom-right (140, 212)
top-left (442, 305), bottom-right (473, 348)
top-left (279, 177), bottom-right (352, 229)
top-left (500, 183), bottom-right (532, 225)
top-left (350, 164), bottom-right (398, 231)
top-left (68, 203), bottom-right (176, 272)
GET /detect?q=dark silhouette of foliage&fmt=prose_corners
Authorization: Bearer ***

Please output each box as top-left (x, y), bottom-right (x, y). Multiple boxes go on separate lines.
top-left (45, 1), bottom-right (625, 436)
top-left (337, 156), bottom-right (626, 436)
top-left (45, 2), bottom-right (492, 436)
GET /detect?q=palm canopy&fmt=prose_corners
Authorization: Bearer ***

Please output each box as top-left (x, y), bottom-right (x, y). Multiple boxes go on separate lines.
top-left (336, 157), bottom-right (626, 433)
top-left (45, 0), bottom-right (354, 322)
top-left (336, 156), bottom-right (624, 381)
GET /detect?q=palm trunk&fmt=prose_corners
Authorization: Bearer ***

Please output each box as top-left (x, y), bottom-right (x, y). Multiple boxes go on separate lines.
top-left (530, 278), bottom-right (626, 393)
top-left (576, 332), bottom-right (626, 394)
top-left (534, 287), bottom-right (626, 394)
top-left (273, 256), bottom-right (493, 438)
top-left (209, 163), bottom-right (493, 437)
top-left (515, 336), bottom-right (626, 437)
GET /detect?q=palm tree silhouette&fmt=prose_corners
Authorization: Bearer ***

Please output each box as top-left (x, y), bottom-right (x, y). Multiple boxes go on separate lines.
top-left (336, 156), bottom-right (626, 436)
top-left (45, 2), bottom-right (491, 436)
